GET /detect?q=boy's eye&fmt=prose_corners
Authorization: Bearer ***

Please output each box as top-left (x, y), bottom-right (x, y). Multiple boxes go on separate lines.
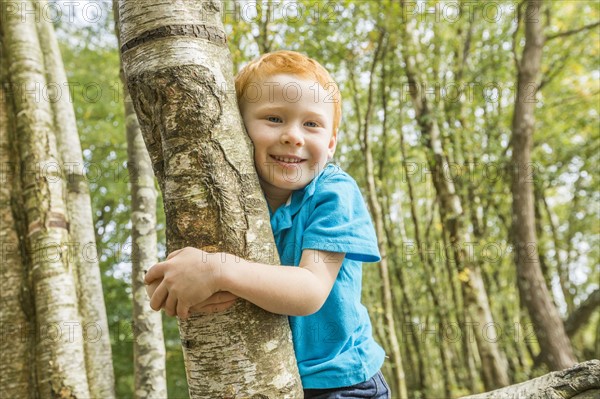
top-left (267, 116), bottom-right (282, 123)
top-left (304, 121), bottom-right (319, 128)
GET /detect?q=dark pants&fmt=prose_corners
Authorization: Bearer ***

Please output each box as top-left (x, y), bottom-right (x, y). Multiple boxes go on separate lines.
top-left (303, 370), bottom-right (390, 399)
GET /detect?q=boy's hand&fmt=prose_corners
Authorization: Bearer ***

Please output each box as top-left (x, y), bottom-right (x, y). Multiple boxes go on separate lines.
top-left (189, 291), bottom-right (238, 314)
top-left (144, 247), bottom-right (224, 319)
top-left (145, 278), bottom-right (161, 299)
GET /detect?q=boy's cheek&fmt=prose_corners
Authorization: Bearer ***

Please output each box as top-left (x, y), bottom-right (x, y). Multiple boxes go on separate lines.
top-left (145, 280), bottom-right (161, 299)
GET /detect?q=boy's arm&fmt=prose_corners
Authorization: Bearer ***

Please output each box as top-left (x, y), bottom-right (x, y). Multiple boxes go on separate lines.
top-left (145, 247), bottom-right (344, 319)
top-left (222, 249), bottom-right (344, 316)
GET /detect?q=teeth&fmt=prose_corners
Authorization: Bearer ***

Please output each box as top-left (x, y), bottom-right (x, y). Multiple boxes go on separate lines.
top-left (274, 156), bottom-right (302, 163)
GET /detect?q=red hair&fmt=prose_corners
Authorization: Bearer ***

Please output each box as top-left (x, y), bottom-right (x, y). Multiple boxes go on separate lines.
top-left (235, 50), bottom-right (342, 135)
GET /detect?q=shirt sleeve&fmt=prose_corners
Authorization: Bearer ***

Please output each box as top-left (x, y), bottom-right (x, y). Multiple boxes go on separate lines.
top-left (301, 171), bottom-right (381, 263)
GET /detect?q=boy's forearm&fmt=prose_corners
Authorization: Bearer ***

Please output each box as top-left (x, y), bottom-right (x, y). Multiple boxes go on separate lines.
top-left (218, 255), bottom-right (328, 316)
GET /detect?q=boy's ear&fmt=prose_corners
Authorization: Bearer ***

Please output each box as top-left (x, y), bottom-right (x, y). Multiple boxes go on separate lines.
top-left (327, 132), bottom-right (337, 160)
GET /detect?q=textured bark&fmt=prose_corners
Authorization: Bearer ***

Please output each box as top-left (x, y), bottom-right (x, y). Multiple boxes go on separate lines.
top-left (126, 87), bottom-right (169, 399)
top-left (114, 4), bottom-right (169, 395)
top-left (398, 0), bottom-right (510, 390)
top-left (2, 0), bottom-right (90, 396)
top-left (510, 0), bottom-right (577, 370)
top-left (118, 1), bottom-right (302, 397)
top-left (33, 2), bottom-right (116, 397)
top-left (0, 28), bottom-right (35, 397)
top-left (461, 360), bottom-right (600, 399)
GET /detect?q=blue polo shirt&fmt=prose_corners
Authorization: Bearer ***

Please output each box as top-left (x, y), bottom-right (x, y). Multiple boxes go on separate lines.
top-left (269, 163), bottom-right (385, 389)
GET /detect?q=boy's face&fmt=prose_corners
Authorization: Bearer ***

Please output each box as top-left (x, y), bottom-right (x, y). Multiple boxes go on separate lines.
top-left (240, 74), bottom-right (337, 199)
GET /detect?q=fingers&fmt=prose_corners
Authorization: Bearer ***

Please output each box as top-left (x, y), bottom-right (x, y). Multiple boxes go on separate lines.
top-left (167, 248), bottom-right (184, 260)
top-left (144, 262), bottom-right (167, 285)
top-left (145, 279), bottom-right (160, 299)
top-left (204, 291), bottom-right (238, 305)
top-left (188, 292), bottom-right (238, 314)
top-left (144, 247), bottom-right (186, 284)
top-left (164, 290), bottom-right (178, 317)
top-left (177, 300), bottom-right (190, 320)
top-left (149, 282), bottom-right (168, 311)
top-left (190, 298), bottom-right (238, 314)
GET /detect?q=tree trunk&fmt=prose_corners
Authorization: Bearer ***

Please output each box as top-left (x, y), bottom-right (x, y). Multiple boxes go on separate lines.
top-left (117, 1), bottom-right (302, 397)
top-left (0, 29), bottom-right (35, 397)
top-left (510, 0), bottom-right (576, 370)
top-left (2, 1), bottom-right (90, 396)
top-left (357, 30), bottom-right (407, 399)
top-left (378, 52), bottom-right (427, 396)
top-left (461, 360), bottom-right (600, 399)
top-left (33, 2), bottom-right (116, 396)
top-left (113, 4), bottom-right (169, 395)
top-left (126, 82), bottom-right (169, 398)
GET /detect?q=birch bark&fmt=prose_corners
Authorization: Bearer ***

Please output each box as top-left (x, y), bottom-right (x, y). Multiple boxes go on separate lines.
top-left (0, 26), bottom-right (35, 397)
top-left (118, 1), bottom-right (301, 396)
top-left (33, 1), bottom-right (116, 396)
top-left (2, 0), bottom-right (90, 396)
top-left (114, 4), bottom-right (169, 395)
top-left (461, 360), bottom-right (599, 399)
top-left (125, 86), bottom-right (169, 398)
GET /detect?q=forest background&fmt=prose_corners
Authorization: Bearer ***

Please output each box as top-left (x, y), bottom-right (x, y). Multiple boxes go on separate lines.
top-left (3, 0), bottom-right (599, 398)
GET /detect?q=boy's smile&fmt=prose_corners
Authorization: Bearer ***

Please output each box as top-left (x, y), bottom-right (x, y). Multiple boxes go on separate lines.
top-left (240, 74), bottom-right (337, 209)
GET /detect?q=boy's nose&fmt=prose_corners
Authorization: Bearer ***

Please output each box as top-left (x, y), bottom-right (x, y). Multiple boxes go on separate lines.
top-left (280, 126), bottom-right (304, 147)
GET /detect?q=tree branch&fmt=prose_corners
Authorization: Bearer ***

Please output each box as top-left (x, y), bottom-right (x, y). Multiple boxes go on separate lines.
top-left (546, 21), bottom-right (600, 42)
top-left (564, 289), bottom-right (600, 337)
top-left (512, 0), bottom-right (527, 72)
top-left (461, 360), bottom-right (600, 399)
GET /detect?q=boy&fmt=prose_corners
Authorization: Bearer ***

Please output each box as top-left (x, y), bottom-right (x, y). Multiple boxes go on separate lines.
top-left (145, 51), bottom-right (390, 398)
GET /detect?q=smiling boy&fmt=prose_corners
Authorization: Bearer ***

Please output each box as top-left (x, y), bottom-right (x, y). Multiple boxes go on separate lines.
top-left (145, 51), bottom-right (390, 397)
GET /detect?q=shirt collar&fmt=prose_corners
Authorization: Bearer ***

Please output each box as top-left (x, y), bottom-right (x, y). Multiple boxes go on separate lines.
top-left (270, 163), bottom-right (336, 231)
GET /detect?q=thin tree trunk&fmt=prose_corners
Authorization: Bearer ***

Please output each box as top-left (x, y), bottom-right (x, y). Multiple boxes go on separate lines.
top-left (399, 128), bottom-right (459, 397)
top-left (118, 1), bottom-right (301, 396)
top-left (387, 202), bottom-right (427, 394)
top-left (112, 4), bottom-right (169, 396)
top-left (533, 185), bottom-right (555, 301)
top-left (126, 84), bottom-right (169, 398)
top-left (540, 188), bottom-right (574, 313)
top-left (364, 98), bottom-right (407, 399)
top-left (378, 55), bottom-right (426, 394)
top-left (510, 0), bottom-right (576, 370)
top-left (397, 1), bottom-right (510, 389)
top-left (356, 29), bottom-right (407, 399)
top-left (33, 2), bottom-right (116, 396)
top-left (2, 1), bottom-right (90, 396)
top-left (0, 31), bottom-right (35, 397)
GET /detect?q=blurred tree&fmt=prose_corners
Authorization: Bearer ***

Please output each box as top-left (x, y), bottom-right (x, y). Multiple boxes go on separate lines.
top-left (0, 0), bottom-right (114, 396)
top-left (113, 3), bottom-right (168, 397)
top-left (510, 0), bottom-right (577, 371)
top-left (34, 1), bottom-right (115, 395)
top-left (0, 19), bottom-right (32, 398)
